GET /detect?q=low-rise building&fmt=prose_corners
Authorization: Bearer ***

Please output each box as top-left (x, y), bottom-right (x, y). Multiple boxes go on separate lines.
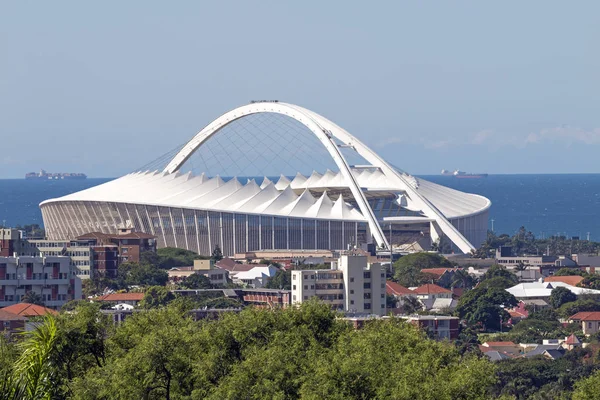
top-left (291, 254), bottom-right (386, 316)
top-left (234, 265), bottom-right (279, 288)
top-left (0, 309), bottom-right (26, 335)
top-left (1, 303), bottom-right (58, 317)
top-left (95, 292), bottom-right (145, 307)
top-left (411, 284), bottom-right (452, 301)
top-left (168, 259), bottom-right (229, 287)
top-left (506, 281), bottom-right (600, 301)
top-left (401, 315), bottom-right (459, 340)
top-left (569, 311), bottom-right (600, 336)
top-left (0, 255), bottom-right (81, 309)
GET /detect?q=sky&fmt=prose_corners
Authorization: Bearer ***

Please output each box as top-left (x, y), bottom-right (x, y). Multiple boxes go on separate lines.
top-left (1, 1), bottom-right (599, 178)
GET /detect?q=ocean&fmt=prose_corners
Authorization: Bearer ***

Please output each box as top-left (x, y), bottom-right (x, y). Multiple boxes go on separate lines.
top-left (0, 174), bottom-right (599, 240)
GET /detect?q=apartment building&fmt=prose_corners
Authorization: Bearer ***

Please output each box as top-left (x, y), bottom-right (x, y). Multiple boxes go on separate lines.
top-left (291, 254), bottom-right (386, 316)
top-left (0, 255), bottom-right (82, 309)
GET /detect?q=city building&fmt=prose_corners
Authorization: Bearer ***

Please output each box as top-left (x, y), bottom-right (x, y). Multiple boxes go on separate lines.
top-left (401, 315), bottom-right (459, 340)
top-left (291, 254), bottom-right (386, 316)
top-left (39, 102), bottom-right (490, 258)
top-left (76, 228), bottom-right (156, 264)
top-left (0, 255), bottom-right (81, 309)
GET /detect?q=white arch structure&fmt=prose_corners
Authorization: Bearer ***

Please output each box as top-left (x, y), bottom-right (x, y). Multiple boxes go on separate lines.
top-left (164, 101), bottom-right (477, 253)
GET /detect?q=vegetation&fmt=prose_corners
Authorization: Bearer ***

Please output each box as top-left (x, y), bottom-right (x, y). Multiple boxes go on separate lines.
top-left (22, 291), bottom-right (45, 306)
top-left (265, 268), bottom-right (291, 290)
top-left (392, 252), bottom-right (453, 287)
top-left (0, 301), bottom-right (500, 400)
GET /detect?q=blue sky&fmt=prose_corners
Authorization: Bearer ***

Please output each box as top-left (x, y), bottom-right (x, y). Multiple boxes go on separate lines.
top-left (1, 1), bottom-right (598, 178)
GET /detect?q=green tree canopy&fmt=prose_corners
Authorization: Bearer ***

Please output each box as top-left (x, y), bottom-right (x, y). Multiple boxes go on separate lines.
top-left (140, 286), bottom-right (175, 309)
top-left (549, 286), bottom-right (577, 309)
top-left (480, 264), bottom-right (518, 285)
top-left (554, 268), bottom-right (585, 276)
top-left (180, 273), bottom-right (213, 289)
top-left (22, 291), bottom-right (45, 306)
top-left (456, 286), bottom-right (518, 331)
top-left (393, 252), bottom-right (453, 287)
top-left (265, 269), bottom-right (291, 290)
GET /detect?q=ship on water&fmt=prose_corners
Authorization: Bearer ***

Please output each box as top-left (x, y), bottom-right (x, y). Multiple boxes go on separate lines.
top-left (441, 169), bottom-right (488, 179)
top-left (26, 170), bottom-right (87, 180)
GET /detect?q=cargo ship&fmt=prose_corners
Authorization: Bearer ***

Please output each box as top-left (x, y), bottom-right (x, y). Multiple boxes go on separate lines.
top-left (26, 170), bottom-right (87, 180)
top-left (441, 169), bottom-right (487, 179)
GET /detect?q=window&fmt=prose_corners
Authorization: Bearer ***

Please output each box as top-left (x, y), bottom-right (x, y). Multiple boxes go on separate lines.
top-left (364, 283), bottom-right (371, 289)
top-left (293, 285), bottom-right (296, 290)
top-left (310, 275), bottom-right (314, 279)
top-left (381, 304), bottom-right (385, 308)
top-left (310, 285), bottom-right (314, 290)
top-left (303, 296), bottom-right (308, 300)
top-left (381, 293), bottom-right (385, 298)
top-left (350, 290), bottom-right (354, 294)
top-left (381, 273), bottom-right (385, 278)
top-left (381, 283), bottom-right (385, 289)
top-left (350, 277), bottom-right (354, 283)
top-left (350, 300), bottom-right (354, 305)
top-left (304, 285), bottom-right (308, 290)
top-left (293, 275), bottom-right (296, 280)
top-left (363, 272), bottom-right (371, 279)
top-left (304, 275), bottom-right (308, 279)
top-left (364, 303), bottom-right (371, 309)
top-left (364, 293), bottom-right (371, 299)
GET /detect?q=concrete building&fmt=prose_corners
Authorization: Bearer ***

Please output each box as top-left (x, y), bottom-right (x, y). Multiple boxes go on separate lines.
top-left (77, 228), bottom-right (156, 264)
top-left (0, 255), bottom-right (82, 309)
top-left (291, 254), bottom-right (386, 316)
top-left (401, 315), bottom-right (459, 340)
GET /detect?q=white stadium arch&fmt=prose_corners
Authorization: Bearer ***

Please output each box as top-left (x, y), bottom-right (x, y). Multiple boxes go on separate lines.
top-left (40, 101), bottom-right (490, 256)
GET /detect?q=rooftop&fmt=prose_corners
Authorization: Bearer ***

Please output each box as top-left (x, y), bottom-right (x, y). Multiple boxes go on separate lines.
top-left (420, 268), bottom-right (462, 280)
top-left (570, 311), bottom-right (600, 321)
top-left (386, 280), bottom-right (413, 296)
top-left (412, 283), bottom-right (452, 295)
top-left (1, 303), bottom-right (59, 317)
top-left (544, 275), bottom-right (584, 286)
top-left (96, 293), bottom-right (145, 302)
top-left (0, 309), bottom-right (27, 321)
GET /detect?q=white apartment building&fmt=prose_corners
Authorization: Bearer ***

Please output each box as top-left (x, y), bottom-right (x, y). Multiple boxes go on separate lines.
top-left (0, 255), bottom-right (82, 309)
top-left (291, 254), bottom-right (386, 316)
top-left (28, 239), bottom-right (95, 279)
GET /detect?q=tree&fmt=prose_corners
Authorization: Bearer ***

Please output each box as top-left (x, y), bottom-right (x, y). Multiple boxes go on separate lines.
top-left (124, 262), bottom-right (169, 287)
top-left (265, 269), bottom-right (291, 290)
top-left (180, 273), bottom-right (213, 289)
top-left (549, 286), bottom-right (577, 309)
top-left (140, 286), bottom-right (175, 309)
top-left (22, 291), bottom-right (44, 306)
top-left (393, 253), bottom-right (453, 287)
top-left (450, 269), bottom-right (475, 289)
top-left (573, 369), bottom-right (600, 400)
top-left (211, 245), bottom-right (223, 262)
top-left (480, 264), bottom-right (518, 285)
top-left (401, 296), bottom-right (422, 314)
top-left (456, 286), bottom-right (518, 331)
top-left (554, 268), bottom-right (584, 276)
top-left (556, 298), bottom-right (600, 319)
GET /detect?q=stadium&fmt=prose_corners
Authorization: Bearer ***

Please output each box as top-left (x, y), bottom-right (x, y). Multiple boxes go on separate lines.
top-left (40, 101), bottom-right (490, 256)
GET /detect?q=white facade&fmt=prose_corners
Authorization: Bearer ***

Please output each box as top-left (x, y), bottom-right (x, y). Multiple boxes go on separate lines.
top-left (40, 102), bottom-right (490, 256)
top-left (0, 255), bottom-right (82, 309)
top-left (291, 255), bottom-right (386, 316)
top-left (234, 265), bottom-right (279, 288)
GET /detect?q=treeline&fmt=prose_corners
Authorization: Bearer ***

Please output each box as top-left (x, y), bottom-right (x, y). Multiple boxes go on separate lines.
top-left (2, 301), bottom-right (600, 399)
top-left (1, 301), bottom-right (498, 400)
top-left (474, 226), bottom-right (600, 258)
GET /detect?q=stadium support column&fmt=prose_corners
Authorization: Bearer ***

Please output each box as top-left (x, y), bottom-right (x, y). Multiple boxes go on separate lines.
top-left (430, 221), bottom-right (443, 249)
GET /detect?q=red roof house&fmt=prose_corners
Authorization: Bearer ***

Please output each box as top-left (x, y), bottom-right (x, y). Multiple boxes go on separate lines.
top-left (1, 303), bottom-right (58, 317)
top-left (570, 311), bottom-right (600, 336)
top-left (412, 284), bottom-right (452, 300)
top-left (386, 280), bottom-right (414, 297)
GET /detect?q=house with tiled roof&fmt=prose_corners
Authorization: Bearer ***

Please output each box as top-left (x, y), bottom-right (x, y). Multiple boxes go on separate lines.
top-left (563, 334), bottom-right (582, 350)
top-left (386, 281), bottom-right (414, 297)
top-left (95, 292), bottom-right (145, 307)
top-left (411, 284), bottom-right (452, 301)
top-left (482, 341), bottom-right (521, 355)
top-left (1, 303), bottom-right (58, 317)
top-left (0, 309), bottom-right (26, 335)
top-left (420, 268), bottom-right (463, 287)
top-left (544, 275), bottom-right (584, 287)
top-left (569, 311), bottom-right (600, 336)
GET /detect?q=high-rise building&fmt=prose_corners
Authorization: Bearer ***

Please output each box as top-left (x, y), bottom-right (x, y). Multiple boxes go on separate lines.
top-left (291, 254), bottom-right (386, 316)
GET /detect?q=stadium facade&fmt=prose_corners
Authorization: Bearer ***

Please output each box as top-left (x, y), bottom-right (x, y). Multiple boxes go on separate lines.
top-left (40, 102), bottom-right (490, 256)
